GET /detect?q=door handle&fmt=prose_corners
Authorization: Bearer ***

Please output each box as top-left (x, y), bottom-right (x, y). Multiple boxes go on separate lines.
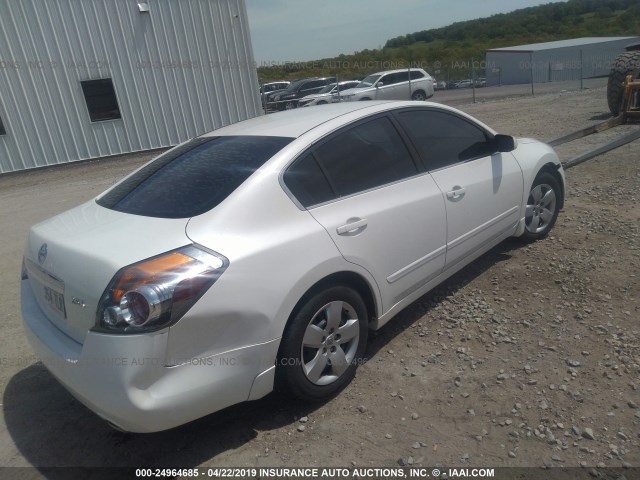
top-left (336, 218), bottom-right (368, 235)
top-left (446, 186), bottom-right (466, 200)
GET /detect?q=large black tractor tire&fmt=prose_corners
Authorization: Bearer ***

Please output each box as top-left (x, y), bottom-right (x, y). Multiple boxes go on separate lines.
top-left (607, 51), bottom-right (640, 116)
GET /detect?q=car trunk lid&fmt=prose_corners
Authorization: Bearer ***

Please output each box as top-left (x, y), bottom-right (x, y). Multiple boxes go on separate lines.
top-left (24, 200), bottom-right (191, 344)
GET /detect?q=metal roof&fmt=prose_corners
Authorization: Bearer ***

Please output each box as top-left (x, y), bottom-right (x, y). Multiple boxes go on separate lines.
top-left (487, 36), bottom-right (640, 53)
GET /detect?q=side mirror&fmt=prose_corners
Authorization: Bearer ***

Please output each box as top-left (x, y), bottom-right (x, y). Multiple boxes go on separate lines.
top-left (376, 82), bottom-right (384, 88)
top-left (493, 134), bottom-right (516, 152)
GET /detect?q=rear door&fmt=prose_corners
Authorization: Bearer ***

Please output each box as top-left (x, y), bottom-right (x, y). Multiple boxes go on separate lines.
top-left (396, 109), bottom-right (523, 270)
top-left (283, 115), bottom-right (447, 312)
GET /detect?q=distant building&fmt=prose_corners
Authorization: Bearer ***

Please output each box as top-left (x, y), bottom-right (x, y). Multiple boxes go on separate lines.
top-left (485, 36), bottom-right (640, 86)
top-left (0, 0), bottom-right (262, 174)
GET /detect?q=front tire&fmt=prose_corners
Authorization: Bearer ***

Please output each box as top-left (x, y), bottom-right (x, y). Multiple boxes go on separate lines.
top-left (522, 172), bottom-right (560, 241)
top-left (276, 286), bottom-right (368, 402)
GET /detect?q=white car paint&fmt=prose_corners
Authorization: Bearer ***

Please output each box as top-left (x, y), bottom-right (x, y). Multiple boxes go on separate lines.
top-left (21, 101), bottom-right (564, 432)
top-left (340, 69), bottom-right (435, 102)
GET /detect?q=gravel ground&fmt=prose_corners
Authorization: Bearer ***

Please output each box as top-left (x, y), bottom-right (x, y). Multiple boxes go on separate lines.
top-left (0, 85), bottom-right (638, 476)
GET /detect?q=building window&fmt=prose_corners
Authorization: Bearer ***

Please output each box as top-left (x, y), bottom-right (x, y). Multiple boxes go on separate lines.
top-left (0, 114), bottom-right (5, 135)
top-left (80, 79), bottom-right (122, 122)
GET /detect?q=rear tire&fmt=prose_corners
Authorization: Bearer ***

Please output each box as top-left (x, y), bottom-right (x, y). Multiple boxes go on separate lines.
top-left (411, 90), bottom-right (426, 101)
top-left (276, 286), bottom-right (368, 402)
top-left (607, 51), bottom-right (640, 116)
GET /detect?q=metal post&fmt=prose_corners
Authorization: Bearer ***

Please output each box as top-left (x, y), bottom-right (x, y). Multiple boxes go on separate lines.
top-left (261, 82), bottom-right (267, 113)
top-left (580, 49), bottom-right (583, 90)
top-left (530, 52), bottom-right (534, 96)
top-left (471, 58), bottom-right (476, 103)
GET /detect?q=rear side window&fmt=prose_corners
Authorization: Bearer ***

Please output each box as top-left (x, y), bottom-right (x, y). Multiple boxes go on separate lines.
top-left (283, 153), bottom-right (335, 207)
top-left (97, 136), bottom-right (293, 218)
top-left (314, 116), bottom-right (417, 198)
top-left (410, 70), bottom-right (425, 80)
top-left (397, 110), bottom-right (492, 171)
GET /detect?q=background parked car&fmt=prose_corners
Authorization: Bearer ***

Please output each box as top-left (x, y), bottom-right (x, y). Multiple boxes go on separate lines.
top-left (475, 77), bottom-right (487, 87)
top-left (298, 80), bottom-right (360, 107)
top-left (435, 81), bottom-right (447, 90)
top-left (339, 68), bottom-right (434, 102)
top-left (259, 81), bottom-right (290, 104)
top-left (267, 77), bottom-right (336, 111)
top-left (455, 79), bottom-right (473, 88)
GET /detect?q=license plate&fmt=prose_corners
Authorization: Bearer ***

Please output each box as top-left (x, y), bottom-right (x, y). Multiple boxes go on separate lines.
top-left (44, 285), bottom-right (66, 318)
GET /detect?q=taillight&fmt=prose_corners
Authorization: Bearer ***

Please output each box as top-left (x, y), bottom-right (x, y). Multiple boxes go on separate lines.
top-left (94, 245), bottom-right (228, 333)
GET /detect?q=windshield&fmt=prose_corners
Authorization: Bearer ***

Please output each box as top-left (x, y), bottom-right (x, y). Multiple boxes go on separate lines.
top-left (356, 75), bottom-right (381, 88)
top-left (97, 136), bottom-right (293, 218)
top-left (317, 84), bottom-right (337, 94)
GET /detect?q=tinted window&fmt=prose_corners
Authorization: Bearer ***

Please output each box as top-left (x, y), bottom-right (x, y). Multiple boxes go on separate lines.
top-left (384, 72), bottom-right (408, 85)
top-left (301, 80), bottom-right (327, 91)
top-left (315, 116), bottom-right (417, 197)
top-left (283, 153), bottom-right (335, 207)
top-left (398, 110), bottom-right (492, 170)
top-left (80, 78), bottom-right (122, 122)
top-left (0, 113), bottom-right (5, 135)
top-left (410, 70), bottom-right (425, 80)
top-left (98, 136), bottom-right (293, 218)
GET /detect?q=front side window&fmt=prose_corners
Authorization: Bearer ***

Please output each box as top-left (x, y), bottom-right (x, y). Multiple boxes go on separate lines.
top-left (397, 110), bottom-right (493, 171)
top-left (314, 116), bottom-right (417, 198)
top-left (98, 136), bottom-right (293, 218)
top-left (301, 80), bottom-right (327, 91)
top-left (81, 78), bottom-right (122, 122)
top-left (383, 72), bottom-right (409, 85)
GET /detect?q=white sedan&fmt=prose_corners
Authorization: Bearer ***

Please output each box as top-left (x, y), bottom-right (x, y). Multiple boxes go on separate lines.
top-left (21, 101), bottom-right (565, 432)
top-left (298, 80), bottom-right (360, 107)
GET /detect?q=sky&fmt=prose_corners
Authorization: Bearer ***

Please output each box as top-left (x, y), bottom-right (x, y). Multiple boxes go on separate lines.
top-left (245, 0), bottom-right (567, 65)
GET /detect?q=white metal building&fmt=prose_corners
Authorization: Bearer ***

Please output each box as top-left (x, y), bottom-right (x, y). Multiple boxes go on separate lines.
top-left (0, 0), bottom-right (262, 174)
top-left (485, 36), bottom-right (640, 86)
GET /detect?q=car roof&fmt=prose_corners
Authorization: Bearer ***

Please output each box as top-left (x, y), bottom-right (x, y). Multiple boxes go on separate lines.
top-left (201, 101), bottom-right (492, 139)
top-left (368, 68), bottom-right (426, 76)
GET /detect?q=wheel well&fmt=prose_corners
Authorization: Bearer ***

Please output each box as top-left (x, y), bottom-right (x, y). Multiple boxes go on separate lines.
top-left (412, 89), bottom-right (426, 97)
top-left (288, 272), bottom-right (378, 327)
top-left (537, 163), bottom-right (565, 209)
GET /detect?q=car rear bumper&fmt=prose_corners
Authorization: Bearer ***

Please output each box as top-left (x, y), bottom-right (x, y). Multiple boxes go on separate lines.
top-left (21, 279), bottom-right (279, 433)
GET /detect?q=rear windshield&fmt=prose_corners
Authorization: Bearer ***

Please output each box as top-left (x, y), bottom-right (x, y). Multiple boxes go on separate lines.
top-left (97, 135), bottom-right (293, 218)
